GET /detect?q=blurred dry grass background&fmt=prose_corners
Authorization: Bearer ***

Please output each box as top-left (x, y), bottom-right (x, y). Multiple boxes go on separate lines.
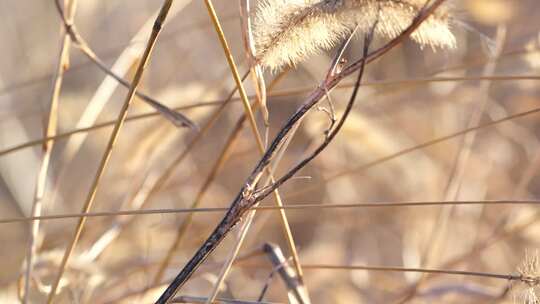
top-left (1, 0), bottom-right (540, 303)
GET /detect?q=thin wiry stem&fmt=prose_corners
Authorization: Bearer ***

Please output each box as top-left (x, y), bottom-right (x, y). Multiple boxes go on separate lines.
top-left (284, 102), bottom-right (540, 200)
top-left (1, 74), bottom-right (538, 159)
top-left (235, 263), bottom-right (534, 286)
top-left (1, 37), bottom-right (537, 100)
top-left (395, 227), bottom-right (540, 301)
top-left (23, 1), bottom-right (77, 302)
top-left (296, 264), bottom-right (528, 282)
top-left (45, 1), bottom-right (174, 302)
top-left (398, 25), bottom-right (508, 304)
top-left (1, 200), bottom-right (540, 225)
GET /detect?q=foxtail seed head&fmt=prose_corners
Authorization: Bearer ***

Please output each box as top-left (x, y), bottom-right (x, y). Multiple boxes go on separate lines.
top-left (253, 0), bottom-right (457, 70)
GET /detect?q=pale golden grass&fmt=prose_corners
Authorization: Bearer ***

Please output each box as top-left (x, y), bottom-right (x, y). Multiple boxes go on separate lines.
top-left (2, 1), bottom-right (540, 304)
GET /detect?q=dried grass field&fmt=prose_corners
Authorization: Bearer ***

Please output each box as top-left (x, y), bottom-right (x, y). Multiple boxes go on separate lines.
top-left (1, 0), bottom-right (540, 303)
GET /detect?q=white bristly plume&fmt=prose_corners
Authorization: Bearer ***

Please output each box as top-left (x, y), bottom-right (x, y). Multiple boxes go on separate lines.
top-left (253, 0), bottom-right (457, 70)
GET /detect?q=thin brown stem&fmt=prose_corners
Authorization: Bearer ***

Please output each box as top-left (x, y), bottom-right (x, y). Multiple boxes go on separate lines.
top-left (1, 200), bottom-right (540, 225)
top-left (1, 74), bottom-right (538, 159)
top-left (299, 264), bottom-right (524, 282)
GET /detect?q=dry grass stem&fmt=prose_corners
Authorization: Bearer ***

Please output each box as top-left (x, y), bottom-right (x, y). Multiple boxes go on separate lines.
top-left (1, 199), bottom-right (540, 225)
top-left (396, 25), bottom-right (508, 303)
top-left (45, 1), bottom-right (175, 302)
top-left (1, 74), bottom-right (538, 160)
top-left (23, 1), bottom-right (77, 302)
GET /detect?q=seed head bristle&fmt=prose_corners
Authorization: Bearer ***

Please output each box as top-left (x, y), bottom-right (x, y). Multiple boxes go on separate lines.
top-left (515, 250), bottom-right (540, 304)
top-left (252, 0), bottom-right (458, 70)
top-left (519, 250), bottom-right (540, 280)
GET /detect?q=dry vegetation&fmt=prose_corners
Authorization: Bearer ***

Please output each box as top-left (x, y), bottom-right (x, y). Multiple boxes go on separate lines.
top-left (1, 0), bottom-right (540, 303)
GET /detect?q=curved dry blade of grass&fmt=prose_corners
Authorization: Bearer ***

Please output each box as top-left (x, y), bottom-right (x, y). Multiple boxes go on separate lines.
top-left (73, 40), bottom-right (197, 129)
top-left (45, 1), bottom-right (175, 302)
top-left (23, 1), bottom-right (77, 302)
top-left (262, 243), bottom-right (308, 303)
top-left (47, 1), bottom-right (193, 218)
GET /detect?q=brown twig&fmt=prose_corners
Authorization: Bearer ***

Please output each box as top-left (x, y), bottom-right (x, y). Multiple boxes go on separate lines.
top-left (151, 70), bottom-right (287, 286)
top-left (153, 0), bottom-right (406, 297)
top-left (201, 1), bottom-right (307, 301)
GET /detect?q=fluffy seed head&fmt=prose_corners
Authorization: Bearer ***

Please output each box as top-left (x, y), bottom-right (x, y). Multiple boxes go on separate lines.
top-left (252, 0), bottom-right (458, 70)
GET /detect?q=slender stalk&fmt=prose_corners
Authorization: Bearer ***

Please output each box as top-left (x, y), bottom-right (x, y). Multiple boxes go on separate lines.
top-left (1, 74), bottom-right (538, 159)
top-left (23, 1), bottom-right (77, 302)
top-left (45, 1), bottom-right (174, 303)
top-left (297, 264), bottom-right (528, 282)
top-left (398, 25), bottom-right (508, 304)
top-left (1, 200), bottom-right (540, 225)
